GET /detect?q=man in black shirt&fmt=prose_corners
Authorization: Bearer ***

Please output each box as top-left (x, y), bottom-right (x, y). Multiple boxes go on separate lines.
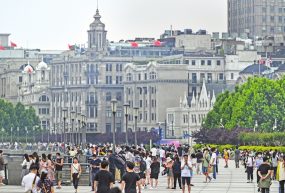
top-left (195, 150), bottom-right (203, 175)
top-left (121, 162), bottom-right (141, 193)
top-left (107, 150), bottom-right (116, 179)
top-left (94, 160), bottom-right (115, 193)
top-left (54, 152), bottom-right (63, 189)
top-left (257, 157), bottom-right (273, 193)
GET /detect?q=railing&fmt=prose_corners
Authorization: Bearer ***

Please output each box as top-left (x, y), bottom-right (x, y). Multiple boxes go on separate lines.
top-left (3, 164), bottom-right (8, 185)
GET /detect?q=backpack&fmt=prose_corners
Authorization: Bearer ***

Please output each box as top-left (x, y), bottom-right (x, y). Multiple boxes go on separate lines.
top-left (140, 158), bottom-right (147, 172)
top-left (133, 156), bottom-right (141, 173)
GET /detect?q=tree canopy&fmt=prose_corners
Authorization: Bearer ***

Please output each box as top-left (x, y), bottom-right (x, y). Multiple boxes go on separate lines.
top-left (203, 77), bottom-right (285, 132)
top-left (0, 99), bottom-right (40, 134)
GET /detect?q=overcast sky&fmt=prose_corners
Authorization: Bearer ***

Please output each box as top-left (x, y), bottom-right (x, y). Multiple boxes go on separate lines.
top-left (0, 0), bottom-right (227, 50)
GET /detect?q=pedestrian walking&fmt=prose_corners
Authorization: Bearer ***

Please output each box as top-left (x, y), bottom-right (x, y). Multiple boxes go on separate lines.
top-left (47, 154), bottom-right (55, 182)
top-left (234, 146), bottom-right (241, 168)
top-left (166, 157), bottom-right (174, 189)
top-left (0, 150), bottom-right (5, 186)
top-left (150, 157), bottom-right (160, 189)
top-left (277, 155), bottom-right (285, 193)
top-left (246, 153), bottom-right (254, 183)
top-left (71, 157), bottom-right (82, 193)
top-left (90, 154), bottom-right (101, 191)
top-left (21, 154), bottom-right (30, 180)
top-left (202, 149), bottom-right (211, 183)
top-left (21, 164), bottom-right (40, 193)
top-left (37, 170), bottom-right (54, 193)
top-left (210, 148), bottom-right (217, 180)
top-left (181, 154), bottom-right (192, 193)
top-left (121, 162), bottom-right (141, 193)
top-left (258, 157), bottom-right (273, 193)
top-left (54, 153), bottom-right (64, 189)
top-left (172, 156), bottom-right (182, 189)
top-left (94, 160), bottom-right (115, 193)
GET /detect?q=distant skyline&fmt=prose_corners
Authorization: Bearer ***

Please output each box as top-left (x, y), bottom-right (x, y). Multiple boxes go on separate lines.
top-left (0, 0), bottom-right (227, 50)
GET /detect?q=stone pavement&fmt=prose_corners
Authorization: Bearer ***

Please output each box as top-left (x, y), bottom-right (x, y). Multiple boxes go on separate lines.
top-left (0, 160), bottom-right (280, 193)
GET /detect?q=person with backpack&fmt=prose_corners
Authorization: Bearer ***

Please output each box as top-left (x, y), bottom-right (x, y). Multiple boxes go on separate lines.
top-left (37, 170), bottom-right (54, 193)
top-left (202, 149), bottom-right (211, 183)
top-left (139, 152), bottom-right (147, 189)
top-left (21, 163), bottom-right (40, 193)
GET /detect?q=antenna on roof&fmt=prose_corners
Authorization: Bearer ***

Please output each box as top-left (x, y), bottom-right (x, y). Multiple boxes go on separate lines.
top-left (97, 0), bottom-right (99, 10)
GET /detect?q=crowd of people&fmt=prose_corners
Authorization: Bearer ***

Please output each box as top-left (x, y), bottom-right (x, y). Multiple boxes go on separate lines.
top-left (0, 143), bottom-right (285, 193)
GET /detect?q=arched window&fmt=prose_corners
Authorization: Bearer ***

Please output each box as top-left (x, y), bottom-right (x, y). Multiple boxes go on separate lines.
top-left (39, 95), bottom-right (49, 102)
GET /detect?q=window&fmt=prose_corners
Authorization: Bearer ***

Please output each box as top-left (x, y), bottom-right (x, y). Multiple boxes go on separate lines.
top-left (185, 60), bottom-right (189, 64)
top-left (106, 92), bottom-right (111, 101)
top-left (39, 95), bottom-right (49, 102)
top-left (150, 72), bottom-right (157, 80)
top-left (106, 76), bottom-right (112, 84)
top-left (126, 73), bottom-right (132, 81)
top-left (192, 73), bottom-right (197, 83)
top-left (262, 7), bottom-right (266, 12)
top-left (200, 73), bottom-right (205, 82)
top-left (219, 73), bottom-right (224, 80)
top-left (279, 16), bottom-right (283, 23)
top-left (270, 16), bottom-right (275, 23)
top-left (144, 73), bottom-right (147, 80)
top-left (39, 108), bottom-right (49, 115)
top-left (138, 74), bottom-right (141, 80)
top-left (191, 60), bottom-right (196, 66)
top-left (106, 63), bottom-right (112, 72)
top-left (19, 76), bottom-right (23, 83)
top-left (116, 76), bottom-right (122, 84)
top-left (139, 100), bottom-right (143, 107)
top-left (201, 60), bottom-right (205, 65)
top-left (207, 73), bottom-right (212, 83)
top-left (116, 92), bottom-right (122, 101)
top-left (270, 6), bottom-right (274, 12)
top-left (231, 73), bottom-right (234, 80)
top-left (279, 7), bottom-right (283, 13)
top-left (207, 60), bottom-right (211, 66)
top-left (217, 60), bottom-right (221, 66)
top-left (262, 16), bottom-right (266, 23)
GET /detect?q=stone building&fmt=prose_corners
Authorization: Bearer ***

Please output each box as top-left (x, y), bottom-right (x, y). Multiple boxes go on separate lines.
top-left (166, 80), bottom-right (216, 141)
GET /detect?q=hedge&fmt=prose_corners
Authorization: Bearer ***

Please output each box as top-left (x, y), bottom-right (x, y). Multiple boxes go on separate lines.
top-left (193, 144), bottom-right (285, 153)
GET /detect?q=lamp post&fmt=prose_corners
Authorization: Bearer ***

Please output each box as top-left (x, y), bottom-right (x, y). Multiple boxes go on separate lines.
top-left (17, 127), bottom-right (19, 142)
top-left (32, 126), bottom-right (35, 142)
top-left (62, 108), bottom-right (67, 143)
top-left (77, 112), bottom-right (81, 145)
top-left (25, 127), bottom-right (28, 144)
top-left (10, 127), bottom-right (13, 144)
top-left (273, 119), bottom-right (277, 131)
top-left (187, 109), bottom-right (190, 146)
top-left (254, 120), bottom-right (258, 132)
top-left (71, 110), bottom-right (76, 145)
top-left (111, 99), bottom-right (117, 152)
top-left (171, 120), bottom-right (174, 137)
top-left (81, 114), bottom-right (87, 147)
top-left (133, 106), bottom-right (139, 147)
top-left (124, 103), bottom-right (130, 145)
top-left (1, 128), bottom-right (4, 143)
top-left (41, 126), bottom-right (44, 142)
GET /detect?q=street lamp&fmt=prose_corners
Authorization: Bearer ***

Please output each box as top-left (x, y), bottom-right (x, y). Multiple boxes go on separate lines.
top-left (81, 114), bottom-right (87, 146)
top-left (254, 120), bottom-right (258, 132)
top-left (77, 112), bottom-right (82, 145)
top-left (111, 99), bottom-right (117, 152)
top-left (273, 119), bottom-right (277, 131)
top-left (1, 128), bottom-right (4, 143)
top-left (171, 120), bottom-right (174, 137)
top-left (187, 109), bottom-right (190, 146)
top-left (62, 108), bottom-right (68, 144)
top-left (25, 127), bottom-right (28, 143)
top-left (10, 127), bottom-right (13, 144)
top-left (71, 110), bottom-right (76, 145)
top-left (124, 103), bottom-right (130, 145)
top-left (41, 126), bottom-right (44, 142)
top-left (17, 127), bottom-right (19, 142)
top-left (133, 106), bottom-right (139, 147)
top-left (33, 126), bottom-right (36, 142)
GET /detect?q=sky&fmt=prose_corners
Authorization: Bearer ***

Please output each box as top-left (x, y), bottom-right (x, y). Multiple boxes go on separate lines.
top-left (0, 0), bottom-right (227, 50)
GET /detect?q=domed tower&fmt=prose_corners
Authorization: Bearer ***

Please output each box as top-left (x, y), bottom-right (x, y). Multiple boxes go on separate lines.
top-left (88, 8), bottom-right (107, 53)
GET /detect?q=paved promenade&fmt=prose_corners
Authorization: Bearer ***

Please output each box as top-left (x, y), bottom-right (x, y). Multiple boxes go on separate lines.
top-left (0, 160), bottom-right (280, 193)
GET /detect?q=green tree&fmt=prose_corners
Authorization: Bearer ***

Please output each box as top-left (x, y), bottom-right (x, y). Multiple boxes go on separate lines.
top-left (204, 77), bottom-right (285, 132)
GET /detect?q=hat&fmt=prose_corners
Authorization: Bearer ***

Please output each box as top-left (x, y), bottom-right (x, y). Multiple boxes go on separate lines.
top-left (166, 157), bottom-right (172, 163)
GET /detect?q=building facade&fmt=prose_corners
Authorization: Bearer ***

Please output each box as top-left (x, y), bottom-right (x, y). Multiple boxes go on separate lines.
top-left (228, 0), bottom-right (285, 38)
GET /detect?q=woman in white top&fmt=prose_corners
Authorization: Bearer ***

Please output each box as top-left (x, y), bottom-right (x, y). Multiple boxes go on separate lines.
top-left (21, 154), bottom-right (30, 179)
top-left (71, 157), bottom-right (81, 193)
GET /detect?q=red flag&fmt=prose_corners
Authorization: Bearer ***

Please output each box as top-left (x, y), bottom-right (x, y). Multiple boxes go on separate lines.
top-left (154, 40), bottom-right (161, 46)
top-left (259, 59), bottom-right (265, 65)
top-left (68, 44), bottom-right (73, 50)
top-left (131, 42), bottom-right (138, 47)
top-left (0, 46), bottom-right (5, 50)
top-left (10, 41), bottom-right (17, 47)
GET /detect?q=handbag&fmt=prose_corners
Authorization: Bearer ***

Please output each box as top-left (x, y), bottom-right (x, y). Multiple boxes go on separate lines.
top-left (258, 175), bottom-right (271, 189)
top-left (208, 166), bottom-right (213, 173)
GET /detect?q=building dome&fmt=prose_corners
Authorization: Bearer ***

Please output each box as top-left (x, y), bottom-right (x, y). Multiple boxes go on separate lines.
top-left (240, 64), bottom-right (270, 75)
top-left (36, 61), bottom-right (48, 70)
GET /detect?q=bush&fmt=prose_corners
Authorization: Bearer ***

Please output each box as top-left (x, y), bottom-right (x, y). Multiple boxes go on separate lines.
top-left (193, 144), bottom-right (285, 153)
top-left (239, 132), bottom-right (285, 146)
